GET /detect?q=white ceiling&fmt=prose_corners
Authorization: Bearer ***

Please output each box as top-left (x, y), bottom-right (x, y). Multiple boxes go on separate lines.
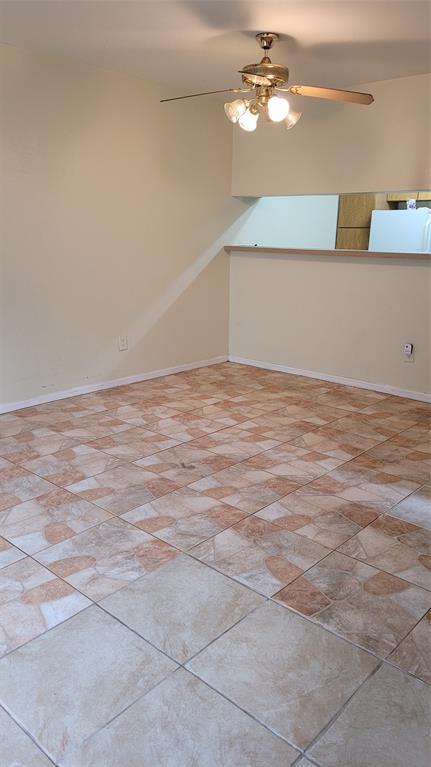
top-left (0, 0), bottom-right (430, 93)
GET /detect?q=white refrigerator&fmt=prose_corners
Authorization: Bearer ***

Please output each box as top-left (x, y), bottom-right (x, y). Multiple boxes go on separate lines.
top-left (368, 208), bottom-right (431, 252)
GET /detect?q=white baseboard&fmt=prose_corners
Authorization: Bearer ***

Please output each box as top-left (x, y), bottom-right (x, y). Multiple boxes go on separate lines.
top-left (3, 353), bottom-right (429, 414)
top-left (0, 356), bottom-right (228, 415)
top-left (229, 355), bottom-right (431, 403)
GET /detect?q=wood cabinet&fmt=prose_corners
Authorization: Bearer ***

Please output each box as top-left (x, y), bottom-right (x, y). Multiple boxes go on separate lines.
top-left (336, 193), bottom-right (389, 250)
top-left (336, 227), bottom-right (370, 251)
top-left (338, 194), bottom-right (378, 228)
top-left (387, 192), bottom-right (418, 202)
top-left (386, 191), bottom-right (431, 201)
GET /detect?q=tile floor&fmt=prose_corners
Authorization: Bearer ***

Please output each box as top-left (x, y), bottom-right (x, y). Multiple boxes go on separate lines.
top-left (0, 362), bottom-right (429, 766)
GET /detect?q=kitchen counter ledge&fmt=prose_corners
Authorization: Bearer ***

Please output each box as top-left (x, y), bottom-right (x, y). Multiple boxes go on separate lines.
top-left (224, 245), bottom-right (431, 260)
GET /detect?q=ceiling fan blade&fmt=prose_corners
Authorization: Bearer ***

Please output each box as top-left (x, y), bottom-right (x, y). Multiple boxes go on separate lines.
top-left (160, 88), bottom-right (250, 103)
top-left (287, 85), bottom-right (374, 105)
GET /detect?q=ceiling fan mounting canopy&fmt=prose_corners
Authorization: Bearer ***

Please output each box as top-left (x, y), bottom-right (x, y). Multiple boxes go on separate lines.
top-left (255, 32), bottom-right (279, 50)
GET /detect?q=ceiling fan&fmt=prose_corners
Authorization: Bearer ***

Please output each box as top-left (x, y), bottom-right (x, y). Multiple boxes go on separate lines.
top-left (161, 32), bottom-right (374, 132)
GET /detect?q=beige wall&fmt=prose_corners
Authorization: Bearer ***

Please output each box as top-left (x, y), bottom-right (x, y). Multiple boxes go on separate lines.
top-left (232, 74), bottom-right (431, 196)
top-left (229, 253), bottom-right (431, 396)
top-left (0, 45), bottom-right (248, 406)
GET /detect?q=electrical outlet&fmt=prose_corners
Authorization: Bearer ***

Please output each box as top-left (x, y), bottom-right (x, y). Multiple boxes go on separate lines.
top-left (403, 342), bottom-right (414, 362)
top-left (118, 335), bottom-right (128, 352)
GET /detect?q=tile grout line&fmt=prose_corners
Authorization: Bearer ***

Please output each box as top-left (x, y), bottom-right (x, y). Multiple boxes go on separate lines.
top-left (184, 665), bottom-right (303, 755)
top-left (0, 701), bottom-right (57, 766)
top-left (302, 659), bottom-right (384, 759)
top-left (59, 665), bottom-right (186, 764)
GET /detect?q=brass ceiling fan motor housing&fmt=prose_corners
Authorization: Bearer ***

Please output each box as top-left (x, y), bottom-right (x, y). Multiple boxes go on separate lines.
top-left (240, 32), bottom-right (290, 89)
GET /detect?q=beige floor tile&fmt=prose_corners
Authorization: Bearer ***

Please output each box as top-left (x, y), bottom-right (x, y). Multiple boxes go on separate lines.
top-left (102, 554), bottom-right (263, 662)
top-left (35, 517), bottom-right (178, 600)
top-left (0, 427), bottom-right (80, 464)
top-left (150, 412), bottom-right (225, 441)
top-left (187, 601), bottom-right (378, 750)
top-left (187, 404), bottom-right (255, 427)
top-left (269, 401), bottom-right (345, 426)
top-left (0, 488), bottom-right (110, 554)
top-left (66, 463), bottom-right (179, 514)
top-left (63, 669), bottom-right (298, 767)
top-left (0, 557), bottom-right (90, 656)
top-left (0, 414), bottom-right (45, 439)
top-left (339, 515), bottom-right (431, 590)
top-left (390, 424), bottom-right (431, 454)
top-left (56, 392), bottom-right (122, 414)
top-left (221, 395), bottom-right (290, 414)
top-left (103, 402), bottom-right (183, 427)
top-left (350, 443), bottom-right (431, 484)
top-left (308, 664), bottom-right (431, 767)
top-left (196, 401), bottom-right (272, 418)
top-left (54, 413), bottom-right (135, 440)
top-left (390, 483), bottom-right (431, 530)
top-left (309, 464), bottom-right (420, 513)
top-left (0, 411), bottom-right (84, 436)
top-left (238, 413), bottom-right (318, 443)
top-left (244, 443), bottom-right (345, 484)
top-left (191, 425), bottom-right (282, 461)
top-left (388, 609), bottom-right (431, 683)
top-left (21, 444), bottom-right (123, 487)
top-left (122, 487), bottom-right (246, 550)
top-left (0, 606), bottom-right (176, 763)
top-left (191, 516), bottom-right (330, 596)
top-left (274, 551), bottom-right (431, 656)
top-left (190, 464), bottom-right (299, 513)
top-left (257, 486), bottom-right (378, 548)
top-left (0, 536), bottom-right (26, 568)
top-left (315, 388), bottom-right (388, 412)
top-left (135, 444), bottom-right (234, 485)
top-left (330, 412), bottom-right (420, 440)
top-left (289, 425), bottom-right (382, 461)
top-left (0, 707), bottom-right (53, 766)
top-left (86, 426), bottom-right (181, 460)
top-left (0, 464), bottom-right (56, 512)
top-left (9, 399), bottom-right (98, 421)
top-left (158, 395), bottom-right (222, 412)
top-left (361, 397), bottom-right (430, 421)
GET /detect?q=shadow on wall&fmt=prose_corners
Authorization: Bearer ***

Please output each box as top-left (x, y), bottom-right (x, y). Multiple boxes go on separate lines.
top-left (85, 202), bottom-right (258, 382)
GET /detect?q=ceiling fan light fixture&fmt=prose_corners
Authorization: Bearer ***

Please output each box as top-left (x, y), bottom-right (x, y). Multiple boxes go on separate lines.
top-left (267, 95), bottom-right (290, 122)
top-left (284, 108), bottom-right (302, 129)
top-left (224, 98), bottom-right (248, 123)
top-left (238, 107), bottom-right (259, 132)
top-left (160, 31), bottom-right (375, 129)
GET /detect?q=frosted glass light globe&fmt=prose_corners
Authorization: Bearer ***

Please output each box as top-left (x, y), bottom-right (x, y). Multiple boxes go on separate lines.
top-left (238, 108), bottom-right (259, 132)
top-left (284, 108), bottom-right (302, 129)
top-left (224, 99), bottom-right (248, 123)
top-left (267, 96), bottom-right (290, 122)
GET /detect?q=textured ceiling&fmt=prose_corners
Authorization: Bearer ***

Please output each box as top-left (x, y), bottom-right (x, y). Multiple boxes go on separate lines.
top-left (0, 0), bottom-right (430, 93)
